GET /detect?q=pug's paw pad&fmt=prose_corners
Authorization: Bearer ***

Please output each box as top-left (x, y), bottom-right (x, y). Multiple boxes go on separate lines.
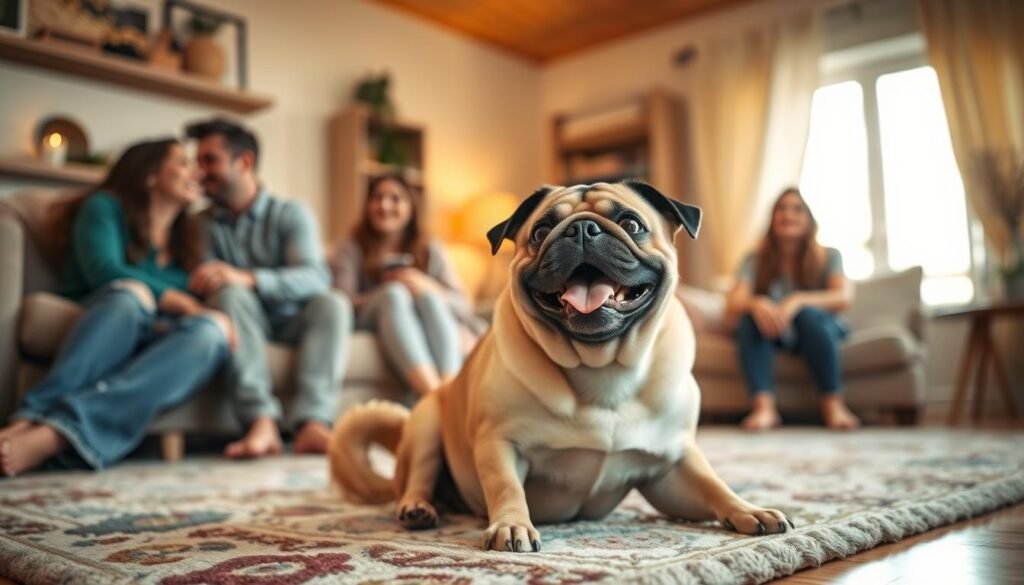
top-left (397, 500), bottom-right (438, 530)
top-left (719, 504), bottom-right (792, 536)
top-left (483, 519), bottom-right (541, 553)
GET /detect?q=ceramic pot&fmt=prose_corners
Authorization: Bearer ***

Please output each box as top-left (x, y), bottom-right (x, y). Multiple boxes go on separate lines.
top-left (183, 35), bottom-right (224, 80)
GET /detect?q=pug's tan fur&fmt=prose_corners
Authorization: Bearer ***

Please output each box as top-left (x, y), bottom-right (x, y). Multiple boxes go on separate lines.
top-left (330, 182), bottom-right (792, 552)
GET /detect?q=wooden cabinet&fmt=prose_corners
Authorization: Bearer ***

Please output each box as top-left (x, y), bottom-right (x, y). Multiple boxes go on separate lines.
top-left (548, 89), bottom-right (682, 199)
top-left (327, 105), bottom-right (425, 241)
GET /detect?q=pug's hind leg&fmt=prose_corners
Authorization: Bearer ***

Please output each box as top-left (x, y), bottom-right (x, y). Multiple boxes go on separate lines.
top-left (395, 392), bottom-right (442, 530)
top-left (639, 440), bottom-right (791, 536)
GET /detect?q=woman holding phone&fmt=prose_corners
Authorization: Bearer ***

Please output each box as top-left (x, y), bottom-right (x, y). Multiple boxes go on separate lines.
top-left (331, 175), bottom-right (480, 397)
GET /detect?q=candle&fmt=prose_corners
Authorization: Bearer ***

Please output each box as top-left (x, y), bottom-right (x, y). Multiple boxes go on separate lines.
top-left (40, 132), bottom-right (68, 166)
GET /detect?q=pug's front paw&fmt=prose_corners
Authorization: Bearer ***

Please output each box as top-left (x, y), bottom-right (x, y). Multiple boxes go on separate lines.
top-left (397, 499), bottom-right (438, 530)
top-left (483, 517), bottom-right (541, 552)
top-left (718, 501), bottom-right (794, 535)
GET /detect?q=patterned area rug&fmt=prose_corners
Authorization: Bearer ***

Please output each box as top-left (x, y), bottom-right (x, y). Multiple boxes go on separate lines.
top-left (1, 428), bottom-right (1023, 584)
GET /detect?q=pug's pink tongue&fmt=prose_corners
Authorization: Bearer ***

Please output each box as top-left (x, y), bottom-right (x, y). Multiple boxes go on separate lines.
top-left (561, 277), bottom-right (616, 314)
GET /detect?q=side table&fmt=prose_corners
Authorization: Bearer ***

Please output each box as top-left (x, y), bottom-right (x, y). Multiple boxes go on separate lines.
top-left (933, 302), bottom-right (1022, 424)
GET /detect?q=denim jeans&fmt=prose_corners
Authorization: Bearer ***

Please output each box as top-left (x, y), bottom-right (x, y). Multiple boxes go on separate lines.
top-left (357, 283), bottom-right (463, 379)
top-left (206, 286), bottom-right (352, 431)
top-left (734, 306), bottom-right (848, 396)
top-left (13, 285), bottom-right (229, 469)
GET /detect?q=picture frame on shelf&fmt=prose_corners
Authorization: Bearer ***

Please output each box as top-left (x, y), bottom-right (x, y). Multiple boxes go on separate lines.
top-left (162, 0), bottom-right (248, 89)
top-left (0, 0), bottom-right (26, 36)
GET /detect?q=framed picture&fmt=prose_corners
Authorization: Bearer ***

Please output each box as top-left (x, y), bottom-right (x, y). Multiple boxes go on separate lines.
top-left (162, 0), bottom-right (248, 89)
top-left (0, 0), bottom-right (26, 36)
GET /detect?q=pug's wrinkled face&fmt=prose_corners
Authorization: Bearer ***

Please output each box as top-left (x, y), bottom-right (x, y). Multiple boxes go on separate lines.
top-left (488, 182), bottom-right (701, 367)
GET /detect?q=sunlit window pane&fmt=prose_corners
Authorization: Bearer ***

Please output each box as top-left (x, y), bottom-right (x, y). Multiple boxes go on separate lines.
top-left (921, 275), bottom-right (975, 306)
top-left (799, 81), bottom-right (874, 280)
top-left (876, 66), bottom-right (972, 300)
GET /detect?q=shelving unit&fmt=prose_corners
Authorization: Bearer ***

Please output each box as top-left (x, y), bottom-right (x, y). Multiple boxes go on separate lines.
top-left (328, 105), bottom-right (426, 240)
top-left (0, 157), bottom-right (105, 186)
top-left (0, 34), bottom-right (273, 113)
top-left (548, 89), bottom-right (682, 196)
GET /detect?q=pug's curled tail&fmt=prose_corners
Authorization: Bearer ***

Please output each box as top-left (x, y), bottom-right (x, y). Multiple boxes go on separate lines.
top-left (328, 399), bottom-right (409, 504)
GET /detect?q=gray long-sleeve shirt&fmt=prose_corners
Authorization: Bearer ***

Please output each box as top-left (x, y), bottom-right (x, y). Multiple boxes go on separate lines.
top-left (207, 190), bottom-right (330, 319)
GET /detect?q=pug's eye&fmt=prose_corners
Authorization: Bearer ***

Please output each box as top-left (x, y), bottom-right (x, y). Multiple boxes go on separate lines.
top-left (531, 225), bottom-right (552, 243)
top-left (618, 216), bottom-right (644, 234)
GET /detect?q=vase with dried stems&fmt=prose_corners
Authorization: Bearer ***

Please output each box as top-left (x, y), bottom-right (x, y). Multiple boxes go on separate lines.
top-left (975, 151), bottom-right (1024, 301)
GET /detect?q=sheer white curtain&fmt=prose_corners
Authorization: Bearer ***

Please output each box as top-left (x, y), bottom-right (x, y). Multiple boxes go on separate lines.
top-left (692, 10), bottom-right (822, 286)
top-left (917, 0), bottom-right (1024, 261)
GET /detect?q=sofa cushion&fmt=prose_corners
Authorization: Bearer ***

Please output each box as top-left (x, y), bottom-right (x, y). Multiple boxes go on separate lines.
top-left (842, 325), bottom-right (923, 373)
top-left (693, 324), bottom-right (921, 381)
top-left (18, 292), bottom-right (398, 386)
top-left (846, 267), bottom-right (924, 339)
top-left (18, 292), bottom-right (80, 359)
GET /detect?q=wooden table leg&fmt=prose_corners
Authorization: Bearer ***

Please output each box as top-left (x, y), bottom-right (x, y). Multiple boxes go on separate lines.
top-left (949, 318), bottom-right (982, 425)
top-left (971, 326), bottom-right (990, 423)
top-left (988, 340), bottom-right (1020, 420)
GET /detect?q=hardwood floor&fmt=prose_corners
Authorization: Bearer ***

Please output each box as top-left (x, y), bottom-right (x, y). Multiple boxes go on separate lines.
top-left (778, 449), bottom-right (1024, 584)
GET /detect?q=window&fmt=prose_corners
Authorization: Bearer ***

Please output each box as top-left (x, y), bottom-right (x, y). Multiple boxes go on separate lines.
top-left (799, 37), bottom-right (977, 306)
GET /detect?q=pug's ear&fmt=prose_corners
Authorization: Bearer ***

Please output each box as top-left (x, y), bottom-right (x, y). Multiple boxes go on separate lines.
top-left (624, 181), bottom-right (702, 239)
top-left (485, 186), bottom-right (554, 255)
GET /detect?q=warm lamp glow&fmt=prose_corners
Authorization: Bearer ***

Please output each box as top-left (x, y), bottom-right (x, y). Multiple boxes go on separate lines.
top-left (47, 132), bottom-right (64, 148)
top-left (454, 192), bottom-right (520, 250)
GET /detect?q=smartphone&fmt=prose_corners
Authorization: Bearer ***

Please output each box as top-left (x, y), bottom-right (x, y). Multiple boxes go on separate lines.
top-left (381, 253), bottom-right (415, 272)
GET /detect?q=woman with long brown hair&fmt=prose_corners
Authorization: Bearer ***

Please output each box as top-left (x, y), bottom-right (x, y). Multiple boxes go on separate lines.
top-left (725, 188), bottom-right (860, 431)
top-left (331, 175), bottom-right (481, 397)
top-left (0, 139), bottom-right (233, 476)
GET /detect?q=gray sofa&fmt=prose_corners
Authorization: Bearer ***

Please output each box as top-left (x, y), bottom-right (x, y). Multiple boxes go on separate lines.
top-left (0, 189), bottom-right (410, 459)
top-left (681, 267), bottom-right (928, 423)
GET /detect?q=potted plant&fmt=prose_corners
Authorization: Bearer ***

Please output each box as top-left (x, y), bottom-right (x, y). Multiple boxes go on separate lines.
top-left (354, 73), bottom-right (405, 166)
top-left (183, 12), bottom-right (225, 80)
top-left (975, 151), bottom-right (1024, 301)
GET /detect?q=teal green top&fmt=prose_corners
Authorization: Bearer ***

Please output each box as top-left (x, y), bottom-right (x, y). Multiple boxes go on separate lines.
top-left (59, 192), bottom-right (190, 302)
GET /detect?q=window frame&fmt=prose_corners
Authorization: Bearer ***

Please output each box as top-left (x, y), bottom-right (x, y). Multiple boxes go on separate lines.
top-left (814, 34), bottom-right (983, 304)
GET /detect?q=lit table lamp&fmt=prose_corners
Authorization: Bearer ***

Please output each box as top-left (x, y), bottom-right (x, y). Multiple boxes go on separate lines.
top-left (446, 192), bottom-right (521, 305)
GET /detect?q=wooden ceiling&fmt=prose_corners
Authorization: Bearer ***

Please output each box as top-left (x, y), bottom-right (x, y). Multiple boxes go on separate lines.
top-left (369, 0), bottom-right (756, 63)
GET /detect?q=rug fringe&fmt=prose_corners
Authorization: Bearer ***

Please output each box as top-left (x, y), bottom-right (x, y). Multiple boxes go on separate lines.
top-left (631, 472), bottom-right (1024, 585)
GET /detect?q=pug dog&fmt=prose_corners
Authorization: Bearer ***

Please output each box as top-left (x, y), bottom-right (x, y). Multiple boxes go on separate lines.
top-left (329, 181), bottom-right (793, 552)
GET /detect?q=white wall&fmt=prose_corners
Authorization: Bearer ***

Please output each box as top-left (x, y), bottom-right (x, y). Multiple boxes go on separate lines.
top-left (0, 0), bottom-right (544, 230)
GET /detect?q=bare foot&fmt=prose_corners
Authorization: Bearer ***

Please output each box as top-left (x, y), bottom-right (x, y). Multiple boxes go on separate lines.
top-left (822, 396), bottom-right (861, 430)
top-left (225, 417), bottom-right (283, 458)
top-left (0, 420), bottom-right (33, 442)
top-left (293, 420), bottom-right (331, 454)
top-left (741, 394), bottom-right (782, 431)
top-left (1, 425), bottom-right (66, 477)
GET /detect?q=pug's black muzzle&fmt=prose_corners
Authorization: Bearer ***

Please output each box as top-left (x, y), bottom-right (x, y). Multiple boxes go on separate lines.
top-left (521, 219), bottom-right (663, 343)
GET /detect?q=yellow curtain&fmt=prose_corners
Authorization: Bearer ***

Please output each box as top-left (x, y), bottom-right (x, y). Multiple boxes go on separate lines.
top-left (918, 0), bottom-right (1024, 260)
top-left (693, 11), bottom-right (821, 285)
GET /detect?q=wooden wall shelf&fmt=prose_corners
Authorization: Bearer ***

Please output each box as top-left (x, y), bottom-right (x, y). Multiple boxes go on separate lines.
top-left (0, 35), bottom-right (273, 114)
top-left (0, 157), bottom-right (105, 186)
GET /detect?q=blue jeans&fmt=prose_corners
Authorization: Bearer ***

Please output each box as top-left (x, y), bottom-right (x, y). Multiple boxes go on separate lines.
top-left (357, 283), bottom-right (463, 378)
top-left (13, 285), bottom-right (229, 469)
top-left (734, 306), bottom-right (848, 396)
